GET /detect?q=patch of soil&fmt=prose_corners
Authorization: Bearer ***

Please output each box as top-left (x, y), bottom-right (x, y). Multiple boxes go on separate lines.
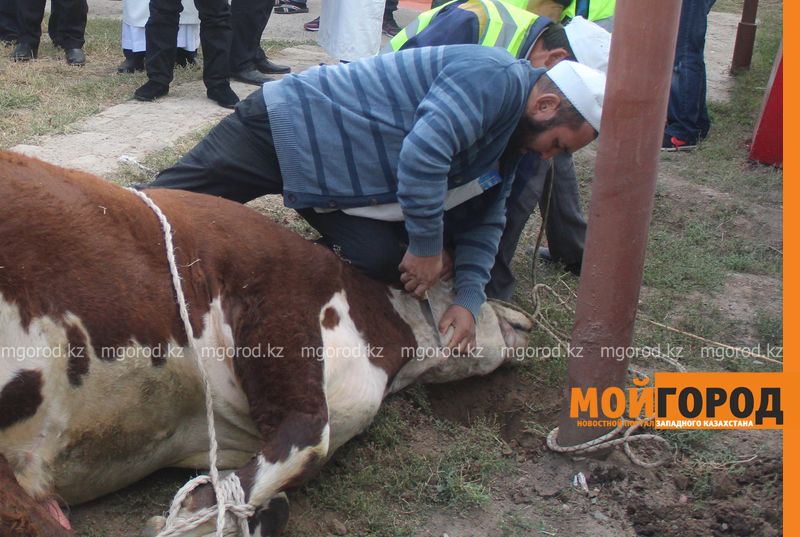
top-left (423, 366), bottom-right (562, 445)
top-left (711, 272), bottom-right (782, 329)
top-left (417, 368), bottom-right (782, 537)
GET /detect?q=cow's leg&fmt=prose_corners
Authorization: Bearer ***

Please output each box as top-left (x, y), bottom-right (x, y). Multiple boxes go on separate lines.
top-left (247, 493), bottom-right (289, 537)
top-left (147, 325), bottom-right (329, 537)
top-left (0, 454), bottom-right (72, 537)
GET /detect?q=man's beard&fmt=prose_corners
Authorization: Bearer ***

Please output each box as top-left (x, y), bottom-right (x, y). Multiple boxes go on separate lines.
top-left (505, 115), bottom-right (559, 158)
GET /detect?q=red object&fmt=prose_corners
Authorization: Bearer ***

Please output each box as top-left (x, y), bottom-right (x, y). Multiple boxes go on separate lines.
top-left (749, 43), bottom-right (783, 166)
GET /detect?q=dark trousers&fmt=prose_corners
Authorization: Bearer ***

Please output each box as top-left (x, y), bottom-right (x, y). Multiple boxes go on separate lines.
top-left (665, 0), bottom-right (716, 144)
top-left (0, 0), bottom-right (17, 40)
top-left (145, 89), bottom-right (416, 283)
top-left (14, 0), bottom-right (86, 49)
top-left (486, 153), bottom-right (586, 301)
top-left (230, 0), bottom-right (275, 73)
top-left (146, 0), bottom-right (232, 88)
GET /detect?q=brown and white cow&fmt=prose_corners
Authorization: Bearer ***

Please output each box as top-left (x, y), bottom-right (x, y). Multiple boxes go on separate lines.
top-left (0, 150), bottom-right (532, 537)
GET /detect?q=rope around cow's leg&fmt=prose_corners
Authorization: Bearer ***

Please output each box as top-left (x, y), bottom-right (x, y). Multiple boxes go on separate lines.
top-left (129, 188), bottom-right (254, 537)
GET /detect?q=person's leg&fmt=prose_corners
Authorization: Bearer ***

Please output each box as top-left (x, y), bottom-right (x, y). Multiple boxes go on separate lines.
top-left (47, 0), bottom-right (60, 46)
top-left (229, 0), bottom-right (269, 73)
top-left (485, 155), bottom-right (546, 301)
top-left (144, 90), bottom-right (281, 201)
top-left (14, 0), bottom-right (45, 52)
top-left (194, 0), bottom-right (233, 89)
top-left (0, 0), bottom-right (18, 42)
top-left (296, 209), bottom-right (408, 282)
top-left (144, 0), bottom-right (181, 87)
top-left (665, 0), bottom-right (715, 145)
top-left (543, 153), bottom-right (586, 268)
top-left (382, 0), bottom-right (400, 36)
top-left (698, 0), bottom-right (716, 139)
top-left (51, 0), bottom-right (87, 50)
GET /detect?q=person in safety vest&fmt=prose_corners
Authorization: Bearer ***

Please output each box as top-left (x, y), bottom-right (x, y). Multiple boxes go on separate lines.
top-left (387, 0), bottom-right (610, 299)
top-left (561, 0), bottom-right (615, 31)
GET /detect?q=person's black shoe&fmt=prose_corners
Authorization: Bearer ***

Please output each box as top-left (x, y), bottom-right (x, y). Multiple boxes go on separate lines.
top-left (134, 80), bottom-right (169, 102)
top-left (254, 55), bottom-right (290, 75)
top-left (11, 42), bottom-right (37, 61)
top-left (231, 68), bottom-right (273, 86)
top-left (174, 48), bottom-right (197, 68)
top-left (118, 52), bottom-right (145, 73)
top-left (537, 247), bottom-right (555, 263)
top-left (537, 247), bottom-right (581, 276)
top-left (382, 15), bottom-right (401, 37)
top-left (207, 83), bottom-right (239, 109)
top-left (65, 48), bottom-right (86, 66)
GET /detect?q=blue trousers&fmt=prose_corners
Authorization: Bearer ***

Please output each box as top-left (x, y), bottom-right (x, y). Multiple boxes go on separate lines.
top-left (665, 0), bottom-right (717, 144)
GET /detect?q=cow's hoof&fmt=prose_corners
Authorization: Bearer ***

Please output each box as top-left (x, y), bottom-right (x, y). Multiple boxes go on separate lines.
top-left (144, 515), bottom-right (166, 537)
top-left (253, 493), bottom-right (289, 536)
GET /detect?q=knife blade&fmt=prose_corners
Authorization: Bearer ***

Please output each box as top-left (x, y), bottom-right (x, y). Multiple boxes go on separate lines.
top-left (419, 294), bottom-right (443, 348)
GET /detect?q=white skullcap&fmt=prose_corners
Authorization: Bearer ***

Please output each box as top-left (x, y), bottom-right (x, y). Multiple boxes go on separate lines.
top-left (547, 60), bottom-right (606, 131)
top-left (564, 16), bottom-right (612, 73)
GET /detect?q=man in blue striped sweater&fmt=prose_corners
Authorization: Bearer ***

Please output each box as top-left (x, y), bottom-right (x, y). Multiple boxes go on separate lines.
top-left (143, 45), bottom-right (605, 351)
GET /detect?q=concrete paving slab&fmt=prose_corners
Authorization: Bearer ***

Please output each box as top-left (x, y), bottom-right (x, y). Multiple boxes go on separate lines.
top-left (11, 45), bottom-right (334, 177)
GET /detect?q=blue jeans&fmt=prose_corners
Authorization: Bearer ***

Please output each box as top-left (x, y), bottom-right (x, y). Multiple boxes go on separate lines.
top-left (665, 0), bottom-right (716, 144)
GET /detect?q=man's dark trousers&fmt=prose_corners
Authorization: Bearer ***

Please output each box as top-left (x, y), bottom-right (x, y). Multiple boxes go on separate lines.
top-left (14, 0), bottom-right (87, 50)
top-left (486, 153), bottom-right (586, 301)
top-left (145, 0), bottom-right (232, 89)
top-left (143, 89), bottom-right (411, 283)
top-left (230, 0), bottom-right (275, 73)
top-left (0, 0), bottom-right (17, 40)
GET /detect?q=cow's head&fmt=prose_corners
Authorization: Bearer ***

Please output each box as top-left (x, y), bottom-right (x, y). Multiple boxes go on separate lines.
top-left (387, 284), bottom-right (534, 393)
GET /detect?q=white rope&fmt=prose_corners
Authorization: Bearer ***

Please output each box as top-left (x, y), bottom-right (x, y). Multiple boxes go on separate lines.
top-left (128, 188), bottom-right (254, 537)
top-left (546, 419), bottom-right (672, 468)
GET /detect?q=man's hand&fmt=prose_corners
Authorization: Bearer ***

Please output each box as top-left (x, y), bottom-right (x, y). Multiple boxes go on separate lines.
top-left (438, 304), bottom-right (476, 354)
top-left (399, 251), bottom-right (442, 298)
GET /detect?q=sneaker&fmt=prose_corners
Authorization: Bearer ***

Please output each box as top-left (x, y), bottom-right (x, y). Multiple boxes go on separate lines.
top-left (661, 133), bottom-right (697, 152)
top-left (304, 17), bottom-right (320, 31)
top-left (382, 15), bottom-right (401, 37)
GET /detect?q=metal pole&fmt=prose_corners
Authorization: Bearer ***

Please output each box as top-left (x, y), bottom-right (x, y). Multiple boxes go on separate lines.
top-left (731, 0), bottom-right (759, 73)
top-left (555, 0), bottom-right (683, 447)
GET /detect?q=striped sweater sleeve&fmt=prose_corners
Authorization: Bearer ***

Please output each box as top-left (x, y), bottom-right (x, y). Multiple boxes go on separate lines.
top-left (395, 52), bottom-right (519, 257)
top-left (451, 171), bottom-right (516, 319)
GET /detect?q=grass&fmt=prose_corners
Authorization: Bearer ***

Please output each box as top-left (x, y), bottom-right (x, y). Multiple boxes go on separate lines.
top-left (0, 16), bottom-right (304, 149)
top-left (288, 397), bottom-right (508, 537)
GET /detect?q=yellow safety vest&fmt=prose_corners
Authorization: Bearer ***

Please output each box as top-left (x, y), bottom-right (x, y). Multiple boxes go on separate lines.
top-left (389, 0), bottom-right (547, 58)
top-left (562, 0), bottom-right (615, 22)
